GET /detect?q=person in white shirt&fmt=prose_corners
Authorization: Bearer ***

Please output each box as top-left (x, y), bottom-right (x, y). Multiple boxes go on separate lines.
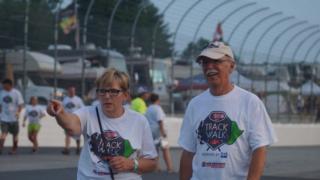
top-left (22, 96), bottom-right (46, 153)
top-left (0, 78), bottom-right (24, 155)
top-left (61, 86), bottom-right (85, 155)
top-left (47, 68), bottom-right (157, 180)
top-left (145, 93), bottom-right (174, 173)
top-left (179, 41), bottom-right (277, 180)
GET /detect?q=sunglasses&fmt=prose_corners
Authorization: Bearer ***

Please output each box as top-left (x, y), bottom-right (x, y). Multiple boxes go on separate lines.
top-left (96, 88), bottom-right (124, 97)
top-left (199, 58), bottom-right (230, 66)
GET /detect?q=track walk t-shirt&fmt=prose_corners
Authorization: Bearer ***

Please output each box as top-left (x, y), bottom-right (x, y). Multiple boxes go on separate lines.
top-left (179, 86), bottom-right (277, 180)
top-left (74, 105), bottom-right (157, 180)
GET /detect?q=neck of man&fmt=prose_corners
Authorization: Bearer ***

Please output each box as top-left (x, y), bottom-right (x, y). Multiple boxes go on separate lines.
top-left (209, 83), bottom-right (234, 96)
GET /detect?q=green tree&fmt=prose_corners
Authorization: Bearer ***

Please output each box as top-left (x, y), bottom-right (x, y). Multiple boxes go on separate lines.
top-left (0, 0), bottom-right (54, 50)
top-left (77, 0), bottom-right (172, 57)
top-left (0, 0), bottom-right (173, 57)
top-left (181, 37), bottom-right (210, 63)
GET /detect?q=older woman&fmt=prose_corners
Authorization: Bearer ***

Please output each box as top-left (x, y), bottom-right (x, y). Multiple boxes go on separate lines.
top-left (47, 68), bottom-right (157, 180)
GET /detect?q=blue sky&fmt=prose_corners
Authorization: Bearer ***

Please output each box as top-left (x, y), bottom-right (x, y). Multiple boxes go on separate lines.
top-left (150, 0), bottom-right (320, 63)
top-left (63, 0), bottom-right (320, 63)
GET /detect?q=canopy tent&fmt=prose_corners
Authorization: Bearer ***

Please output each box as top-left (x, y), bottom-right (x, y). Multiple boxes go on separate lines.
top-left (231, 71), bottom-right (252, 90)
top-left (231, 71), bottom-right (292, 93)
top-left (265, 94), bottom-right (288, 114)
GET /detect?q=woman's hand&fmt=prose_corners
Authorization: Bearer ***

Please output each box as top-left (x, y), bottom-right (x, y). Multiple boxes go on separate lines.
top-left (47, 99), bottom-right (63, 117)
top-left (108, 156), bottom-right (134, 172)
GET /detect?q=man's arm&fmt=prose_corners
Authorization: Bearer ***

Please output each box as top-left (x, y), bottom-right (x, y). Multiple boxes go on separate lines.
top-left (47, 99), bottom-right (81, 136)
top-left (247, 146), bottom-right (267, 180)
top-left (158, 121), bottom-right (166, 137)
top-left (180, 149), bottom-right (194, 180)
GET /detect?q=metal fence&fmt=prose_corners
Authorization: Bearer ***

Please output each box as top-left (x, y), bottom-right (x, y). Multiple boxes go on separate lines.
top-left (1, 0), bottom-right (320, 123)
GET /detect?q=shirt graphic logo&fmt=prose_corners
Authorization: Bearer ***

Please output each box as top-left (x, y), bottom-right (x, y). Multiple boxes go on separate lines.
top-left (196, 111), bottom-right (243, 151)
top-left (89, 130), bottom-right (135, 161)
top-left (3, 96), bottom-right (13, 103)
top-left (28, 110), bottom-right (39, 117)
top-left (65, 102), bottom-right (75, 109)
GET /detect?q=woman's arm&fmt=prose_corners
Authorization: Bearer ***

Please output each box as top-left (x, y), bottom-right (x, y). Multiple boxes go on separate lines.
top-left (108, 156), bottom-right (157, 173)
top-left (47, 99), bottom-right (81, 136)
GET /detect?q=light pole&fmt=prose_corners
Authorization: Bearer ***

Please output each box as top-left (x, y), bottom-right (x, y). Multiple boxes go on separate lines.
top-left (22, 0), bottom-right (30, 102)
top-left (170, 0), bottom-right (203, 114)
top-left (151, 0), bottom-right (176, 79)
top-left (53, 0), bottom-right (62, 97)
top-left (81, 0), bottom-right (95, 99)
top-left (106, 0), bottom-right (123, 66)
top-left (130, 0), bottom-right (149, 52)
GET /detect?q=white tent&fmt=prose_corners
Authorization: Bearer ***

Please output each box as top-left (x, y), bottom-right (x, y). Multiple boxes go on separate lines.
top-left (231, 71), bottom-right (252, 90)
top-left (300, 80), bottom-right (320, 95)
top-left (265, 94), bottom-right (288, 114)
top-left (231, 71), bottom-right (292, 93)
top-left (251, 80), bottom-right (291, 93)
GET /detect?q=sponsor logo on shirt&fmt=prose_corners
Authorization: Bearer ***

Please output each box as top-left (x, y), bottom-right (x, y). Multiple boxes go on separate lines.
top-left (196, 111), bottom-right (243, 151)
top-left (220, 152), bottom-right (228, 158)
top-left (202, 161), bottom-right (225, 168)
top-left (3, 96), bottom-right (13, 103)
top-left (201, 151), bottom-right (228, 158)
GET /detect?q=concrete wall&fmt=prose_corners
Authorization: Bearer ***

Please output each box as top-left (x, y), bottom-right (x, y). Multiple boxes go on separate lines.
top-left (6, 115), bottom-right (320, 148)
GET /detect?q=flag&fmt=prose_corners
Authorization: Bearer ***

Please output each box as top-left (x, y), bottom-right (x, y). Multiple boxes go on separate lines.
top-left (213, 22), bottom-right (223, 42)
top-left (59, 2), bottom-right (77, 34)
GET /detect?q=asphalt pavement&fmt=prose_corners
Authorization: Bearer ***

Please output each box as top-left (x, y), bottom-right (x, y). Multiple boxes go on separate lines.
top-left (0, 146), bottom-right (319, 180)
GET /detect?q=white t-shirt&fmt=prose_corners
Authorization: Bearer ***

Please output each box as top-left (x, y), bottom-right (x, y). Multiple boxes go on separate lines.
top-left (63, 95), bottom-right (85, 113)
top-left (178, 86), bottom-right (277, 180)
top-left (145, 104), bottom-right (166, 143)
top-left (74, 105), bottom-right (157, 180)
top-left (91, 100), bottom-right (99, 107)
top-left (24, 105), bottom-right (46, 124)
top-left (0, 88), bottom-right (24, 122)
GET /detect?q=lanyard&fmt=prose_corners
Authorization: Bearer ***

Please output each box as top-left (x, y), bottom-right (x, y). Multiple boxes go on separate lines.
top-left (95, 106), bottom-right (115, 180)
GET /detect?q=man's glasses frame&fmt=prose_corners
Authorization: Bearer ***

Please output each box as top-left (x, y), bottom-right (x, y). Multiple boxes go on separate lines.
top-left (96, 88), bottom-right (124, 97)
top-left (198, 58), bottom-right (231, 66)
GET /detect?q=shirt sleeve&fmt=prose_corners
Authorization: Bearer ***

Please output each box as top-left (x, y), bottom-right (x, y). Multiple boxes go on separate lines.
top-left (140, 116), bottom-right (158, 159)
top-left (178, 103), bottom-right (197, 153)
top-left (157, 106), bottom-right (165, 122)
top-left (248, 97), bottom-right (278, 151)
top-left (16, 89), bottom-right (24, 105)
top-left (78, 97), bottom-right (85, 108)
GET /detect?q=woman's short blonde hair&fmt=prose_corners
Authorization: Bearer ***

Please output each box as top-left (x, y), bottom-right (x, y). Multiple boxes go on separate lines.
top-left (95, 68), bottom-right (130, 91)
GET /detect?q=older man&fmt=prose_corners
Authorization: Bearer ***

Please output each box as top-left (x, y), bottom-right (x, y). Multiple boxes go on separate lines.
top-left (178, 41), bottom-right (277, 180)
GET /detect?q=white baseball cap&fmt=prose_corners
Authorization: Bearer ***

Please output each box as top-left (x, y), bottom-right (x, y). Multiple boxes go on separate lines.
top-left (197, 41), bottom-right (234, 62)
